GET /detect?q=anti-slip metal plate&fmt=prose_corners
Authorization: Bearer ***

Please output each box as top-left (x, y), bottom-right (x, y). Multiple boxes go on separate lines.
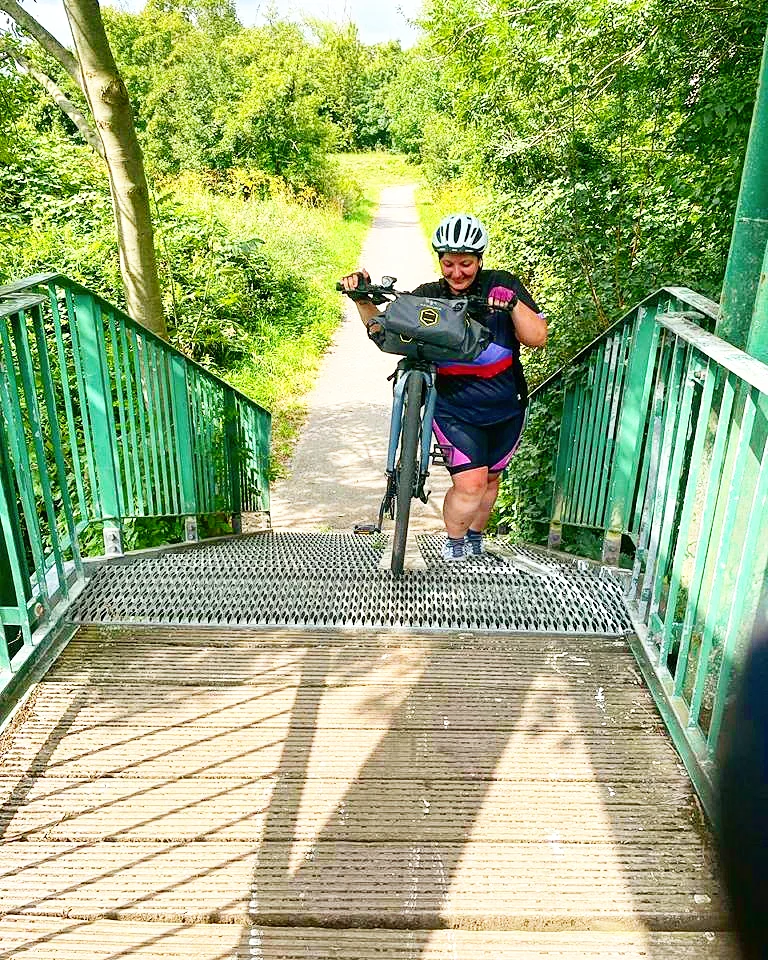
top-left (70, 532), bottom-right (633, 636)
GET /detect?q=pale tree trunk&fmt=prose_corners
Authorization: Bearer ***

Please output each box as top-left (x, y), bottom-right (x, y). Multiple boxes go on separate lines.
top-left (62, 0), bottom-right (167, 337)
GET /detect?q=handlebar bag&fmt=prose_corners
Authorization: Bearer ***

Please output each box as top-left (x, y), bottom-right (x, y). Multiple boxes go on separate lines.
top-left (370, 295), bottom-right (492, 362)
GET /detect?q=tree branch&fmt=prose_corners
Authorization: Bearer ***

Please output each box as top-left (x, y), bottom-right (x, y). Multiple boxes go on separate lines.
top-left (3, 49), bottom-right (104, 157)
top-left (0, 0), bottom-right (82, 87)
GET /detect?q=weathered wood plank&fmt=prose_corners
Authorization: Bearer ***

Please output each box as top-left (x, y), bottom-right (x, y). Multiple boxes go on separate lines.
top-left (0, 916), bottom-right (739, 959)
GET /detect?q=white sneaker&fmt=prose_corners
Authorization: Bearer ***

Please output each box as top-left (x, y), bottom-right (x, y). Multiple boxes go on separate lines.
top-left (441, 538), bottom-right (466, 561)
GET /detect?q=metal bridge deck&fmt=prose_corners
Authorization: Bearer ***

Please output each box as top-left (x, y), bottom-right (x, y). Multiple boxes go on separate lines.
top-left (0, 622), bottom-right (735, 958)
top-left (71, 532), bottom-right (633, 635)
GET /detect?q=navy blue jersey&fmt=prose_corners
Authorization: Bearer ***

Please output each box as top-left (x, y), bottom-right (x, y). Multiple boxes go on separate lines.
top-left (410, 270), bottom-right (540, 426)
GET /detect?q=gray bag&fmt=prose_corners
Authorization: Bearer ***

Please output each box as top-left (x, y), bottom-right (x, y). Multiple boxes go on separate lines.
top-left (370, 295), bottom-right (492, 362)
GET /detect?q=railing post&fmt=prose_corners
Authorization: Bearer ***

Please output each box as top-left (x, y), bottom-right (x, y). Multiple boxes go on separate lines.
top-left (169, 355), bottom-right (199, 541)
top-left (717, 25), bottom-right (768, 350)
top-left (0, 416), bottom-right (30, 659)
top-left (223, 388), bottom-right (242, 534)
top-left (601, 303), bottom-right (659, 565)
top-left (548, 384), bottom-right (575, 549)
top-left (74, 292), bottom-right (123, 556)
top-left (746, 235), bottom-right (768, 364)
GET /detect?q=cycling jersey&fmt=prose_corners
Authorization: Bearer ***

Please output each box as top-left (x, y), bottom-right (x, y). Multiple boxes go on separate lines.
top-left (410, 269), bottom-right (540, 426)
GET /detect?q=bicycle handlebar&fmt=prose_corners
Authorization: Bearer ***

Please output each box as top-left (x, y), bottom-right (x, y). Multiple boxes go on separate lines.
top-left (335, 280), bottom-right (508, 312)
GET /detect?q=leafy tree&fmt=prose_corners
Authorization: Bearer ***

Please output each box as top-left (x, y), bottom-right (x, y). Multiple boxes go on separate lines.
top-left (0, 0), bottom-right (167, 336)
top-left (411, 0), bottom-right (767, 379)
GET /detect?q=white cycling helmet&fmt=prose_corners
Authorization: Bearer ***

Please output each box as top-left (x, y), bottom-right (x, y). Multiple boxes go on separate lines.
top-left (431, 213), bottom-right (488, 255)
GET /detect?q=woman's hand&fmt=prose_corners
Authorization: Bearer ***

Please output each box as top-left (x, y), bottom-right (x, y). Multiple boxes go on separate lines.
top-left (340, 269), bottom-right (371, 296)
top-left (488, 284), bottom-right (547, 348)
top-left (487, 285), bottom-right (518, 310)
top-left (339, 269), bottom-right (381, 329)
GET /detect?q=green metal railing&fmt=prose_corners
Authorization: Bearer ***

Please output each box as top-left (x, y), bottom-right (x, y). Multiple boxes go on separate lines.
top-left (526, 287), bottom-right (768, 816)
top-left (0, 273), bottom-right (270, 699)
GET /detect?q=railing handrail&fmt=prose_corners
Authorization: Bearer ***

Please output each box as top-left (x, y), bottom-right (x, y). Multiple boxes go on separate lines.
top-left (657, 313), bottom-right (768, 394)
top-left (530, 286), bottom-right (720, 401)
top-left (506, 284), bottom-right (768, 822)
top-left (0, 273), bottom-right (267, 418)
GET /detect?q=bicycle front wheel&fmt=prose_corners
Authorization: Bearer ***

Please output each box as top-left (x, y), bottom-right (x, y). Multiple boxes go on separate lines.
top-left (391, 371), bottom-right (422, 576)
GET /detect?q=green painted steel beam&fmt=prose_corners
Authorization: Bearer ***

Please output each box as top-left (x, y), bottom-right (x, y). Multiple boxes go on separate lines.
top-left (746, 230), bottom-right (768, 363)
top-left (717, 26), bottom-right (768, 350)
top-left (603, 304), bottom-right (659, 564)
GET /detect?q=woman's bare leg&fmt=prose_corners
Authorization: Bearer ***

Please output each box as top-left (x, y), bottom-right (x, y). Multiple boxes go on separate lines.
top-left (443, 467), bottom-right (490, 538)
top-left (468, 471), bottom-right (501, 533)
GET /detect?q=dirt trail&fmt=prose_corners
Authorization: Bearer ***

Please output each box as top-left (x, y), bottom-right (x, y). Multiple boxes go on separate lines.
top-left (269, 184), bottom-right (450, 533)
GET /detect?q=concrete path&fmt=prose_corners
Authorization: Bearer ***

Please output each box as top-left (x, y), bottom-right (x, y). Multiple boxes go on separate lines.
top-left (268, 185), bottom-right (450, 534)
top-left (0, 624), bottom-right (736, 958)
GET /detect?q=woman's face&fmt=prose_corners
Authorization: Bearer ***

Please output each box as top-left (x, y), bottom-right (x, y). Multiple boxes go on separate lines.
top-left (439, 253), bottom-right (481, 293)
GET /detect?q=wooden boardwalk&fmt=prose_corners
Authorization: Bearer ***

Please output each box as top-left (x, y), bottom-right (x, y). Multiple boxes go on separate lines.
top-left (0, 625), bottom-right (736, 958)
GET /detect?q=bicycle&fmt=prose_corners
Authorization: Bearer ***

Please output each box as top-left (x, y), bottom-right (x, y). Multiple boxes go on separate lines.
top-left (337, 276), bottom-right (500, 577)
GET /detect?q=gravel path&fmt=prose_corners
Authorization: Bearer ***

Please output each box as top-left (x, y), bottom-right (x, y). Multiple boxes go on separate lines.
top-left (269, 184), bottom-right (450, 533)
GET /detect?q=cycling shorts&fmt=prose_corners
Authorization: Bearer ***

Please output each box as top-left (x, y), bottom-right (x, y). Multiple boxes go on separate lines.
top-left (432, 410), bottom-right (526, 476)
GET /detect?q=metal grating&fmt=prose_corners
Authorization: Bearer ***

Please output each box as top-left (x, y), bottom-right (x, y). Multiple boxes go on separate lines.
top-left (70, 532), bottom-right (633, 636)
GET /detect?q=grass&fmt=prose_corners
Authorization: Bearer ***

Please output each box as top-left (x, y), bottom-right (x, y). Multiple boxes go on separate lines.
top-left (169, 153), bottom-right (424, 477)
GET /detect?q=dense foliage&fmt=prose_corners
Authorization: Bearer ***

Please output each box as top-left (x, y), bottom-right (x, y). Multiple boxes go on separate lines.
top-left (0, 4), bottom-right (409, 474)
top-left (398, 0), bottom-right (766, 540)
top-left (403, 0), bottom-right (767, 381)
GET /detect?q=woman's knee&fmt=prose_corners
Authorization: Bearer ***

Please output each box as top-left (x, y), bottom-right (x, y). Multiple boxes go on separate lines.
top-left (452, 468), bottom-right (489, 499)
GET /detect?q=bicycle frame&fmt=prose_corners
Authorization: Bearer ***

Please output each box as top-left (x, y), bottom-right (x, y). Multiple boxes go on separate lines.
top-left (386, 360), bottom-right (438, 483)
top-left (374, 359), bottom-right (438, 533)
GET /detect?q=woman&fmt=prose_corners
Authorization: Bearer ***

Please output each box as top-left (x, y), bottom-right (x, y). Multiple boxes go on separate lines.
top-left (341, 213), bottom-right (547, 561)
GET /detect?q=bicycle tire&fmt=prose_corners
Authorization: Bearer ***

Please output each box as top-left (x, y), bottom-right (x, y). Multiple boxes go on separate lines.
top-left (391, 371), bottom-right (422, 576)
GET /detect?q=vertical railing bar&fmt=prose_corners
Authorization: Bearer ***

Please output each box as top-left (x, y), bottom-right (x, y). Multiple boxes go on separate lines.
top-left (154, 348), bottom-right (178, 516)
top-left (131, 330), bottom-right (154, 515)
top-left (47, 285), bottom-right (87, 521)
top-left (648, 344), bottom-right (699, 631)
top-left (576, 343), bottom-right (610, 523)
top-left (572, 353), bottom-right (602, 523)
top-left (29, 302), bottom-right (83, 579)
top-left (706, 429), bottom-right (768, 752)
top-left (674, 374), bottom-right (737, 696)
top-left (0, 323), bottom-right (50, 609)
top-left (660, 360), bottom-right (717, 665)
top-left (64, 287), bottom-right (101, 517)
top-left (548, 383), bottom-right (576, 545)
top-left (187, 371), bottom-right (203, 509)
top-left (586, 333), bottom-right (620, 527)
top-left (142, 340), bottom-right (164, 515)
top-left (108, 309), bottom-right (135, 516)
top-left (629, 331), bottom-right (674, 599)
top-left (640, 337), bottom-right (687, 616)
top-left (92, 298), bottom-right (124, 518)
top-left (595, 323), bottom-right (631, 528)
top-left (630, 428), bottom-right (653, 535)
top-left (0, 408), bottom-right (33, 652)
top-left (120, 322), bottom-right (144, 515)
top-left (193, 377), bottom-right (208, 510)
top-left (150, 343), bottom-right (173, 515)
top-left (628, 382), bottom-right (663, 601)
top-left (205, 384), bottom-right (218, 509)
top-left (688, 384), bottom-right (758, 727)
top-left (161, 351), bottom-right (182, 518)
top-left (562, 367), bottom-right (592, 523)
top-left (630, 329), bottom-right (668, 537)
top-left (12, 308), bottom-right (67, 588)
